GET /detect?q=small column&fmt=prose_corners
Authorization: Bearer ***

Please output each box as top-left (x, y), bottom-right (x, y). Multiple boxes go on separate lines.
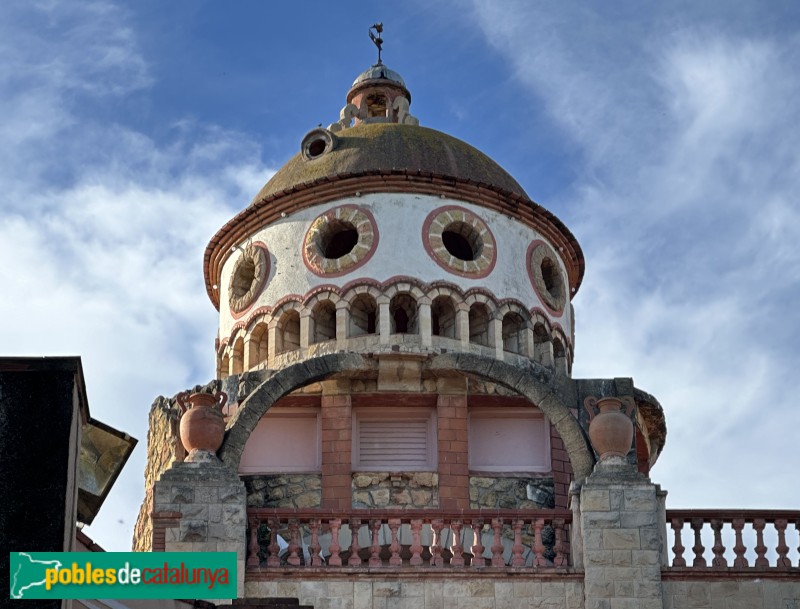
top-left (418, 299), bottom-right (432, 347)
top-left (267, 320), bottom-right (278, 368)
top-left (490, 316), bottom-right (503, 360)
top-left (378, 296), bottom-right (391, 344)
top-left (335, 302), bottom-right (348, 350)
top-left (523, 326), bottom-right (535, 358)
top-left (456, 305), bottom-right (470, 349)
top-left (300, 312), bottom-right (312, 348)
top-left (243, 335), bottom-right (255, 371)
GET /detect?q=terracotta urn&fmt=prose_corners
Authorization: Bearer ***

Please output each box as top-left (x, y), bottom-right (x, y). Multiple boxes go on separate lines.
top-left (177, 390), bottom-right (227, 460)
top-left (584, 396), bottom-right (634, 460)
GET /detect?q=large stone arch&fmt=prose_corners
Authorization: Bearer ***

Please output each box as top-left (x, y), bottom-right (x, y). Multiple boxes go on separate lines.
top-left (219, 353), bottom-right (368, 467)
top-left (219, 351), bottom-right (594, 481)
top-left (428, 353), bottom-right (594, 481)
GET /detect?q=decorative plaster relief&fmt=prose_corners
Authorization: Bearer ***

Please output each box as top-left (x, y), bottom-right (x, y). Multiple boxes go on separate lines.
top-left (302, 205), bottom-right (379, 277)
top-left (527, 240), bottom-right (567, 315)
top-left (422, 206), bottom-right (496, 278)
top-left (229, 242), bottom-right (270, 315)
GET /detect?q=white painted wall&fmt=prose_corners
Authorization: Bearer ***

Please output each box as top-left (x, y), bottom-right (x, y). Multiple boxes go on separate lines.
top-left (218, 194), bottom-right (573, 340)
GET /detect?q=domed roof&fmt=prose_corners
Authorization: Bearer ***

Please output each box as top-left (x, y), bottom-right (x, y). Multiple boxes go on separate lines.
top-left (352, 63), bottom-right (406, 88)
top-left (251, 122), bottom-right (529, 204)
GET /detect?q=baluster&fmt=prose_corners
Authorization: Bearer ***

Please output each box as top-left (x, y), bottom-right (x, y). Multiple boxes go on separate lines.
top-left (470, 519), bottom-right (485, 567)
top-left (753, 519), bottom-right (768, 568)
top-left (796, 518), bottom-right (800, 568)
top-left (532, 518), bottom-right (547, 567)
top-left (267, 517), bottom-right (281, 567)
top-left (510, 519), bottom-right (525, 567)
top-left (309, 518), bottom-right (322, 566)
top-left (690, 518), bottom-right (707, 567)
top-left (710, 519), bottom-right (727, 568)
top-left (552, 518), bottom-right (567, 567)
top-left (348, 518), bottom-right (363, 566)
top-left (671, 518), bottom-right (686, 567)
top-left (450, 520), bottom-right (464, 567)
top-left (369, 519), bottom-right (382, 567)
top-left (491, 518), bottom-right (505, 567)
top-left (328, 518), bottom-right (342, 566)
top-left (732, 518), bottom-right (747, 568)
top-left (388, 518), bottom-right (402, 566)
top-left (409, 519), bottom-right (424, 566)
top-left (247, 516), bottom-right (261, 567)
top-left (287, 519), bottom-right (301, 566)
top-left (775, 519), bottom-right (790, 569)
top-left (430, 518), bottom-right (444, 567)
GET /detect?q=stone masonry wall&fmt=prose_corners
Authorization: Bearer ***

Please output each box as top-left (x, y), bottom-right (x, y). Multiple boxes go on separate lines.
top-left (132, 395), bottom-right (183, 552)
top-left (243, 474), bottom-right (321, 508)
top-left (244, 578), bottom-right (585, 609)
top-left (352, 472), bottom-right (439, 508)
top-left (469, 476), bottom-right (555, 509)
top-left (662, 579), bottom-right (800, 609)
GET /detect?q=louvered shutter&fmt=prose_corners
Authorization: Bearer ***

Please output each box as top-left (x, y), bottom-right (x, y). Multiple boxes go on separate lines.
top-left (353, 409), bottom-right (436, 470)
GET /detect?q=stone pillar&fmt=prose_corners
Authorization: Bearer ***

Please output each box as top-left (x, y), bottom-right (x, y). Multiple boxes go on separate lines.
top-left (418, 299), bottom-right (432, 347)
top-left (456, 305), bottom-right (469, 349)
top-left (335, 302), bottom-right (348, 350)
top-left (320, 379), bottom-right (352, 510)
top-left (300, 312), bottom-right (311, 348)
top-left (490, 316), bottom-right (503, 360)
top-left (243, 336), bottom-right (255, 371)
top-left (577, 458), bottom-right (666, 609)
top-left (436, 378), bottom-right (469, 510)
top-left (378, 296), bottom-right (391, 344)
top-left (267, 320), bottom-right (278, 368)
top-left (153, 459), bottom-right (247, 600)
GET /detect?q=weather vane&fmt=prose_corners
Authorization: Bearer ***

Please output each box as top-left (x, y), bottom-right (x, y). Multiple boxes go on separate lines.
top-left (369, 23), bottom-right (384, 64)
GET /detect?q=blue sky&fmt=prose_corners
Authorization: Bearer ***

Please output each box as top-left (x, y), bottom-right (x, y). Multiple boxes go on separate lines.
top-left (1, 1), bottom-right (798, 551)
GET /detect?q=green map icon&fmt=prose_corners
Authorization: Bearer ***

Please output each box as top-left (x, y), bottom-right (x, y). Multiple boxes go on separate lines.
top-left (10, 552), bottom-right (63, 599)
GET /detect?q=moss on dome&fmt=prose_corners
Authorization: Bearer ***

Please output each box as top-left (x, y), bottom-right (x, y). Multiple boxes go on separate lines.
top-left (251, 123), bottom-right (528, 205)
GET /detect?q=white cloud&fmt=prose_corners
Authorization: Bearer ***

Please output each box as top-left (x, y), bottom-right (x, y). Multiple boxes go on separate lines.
top-left (470, 1), bottom-right (800, 508)
top-left (0, 1), bottom-right (274, 548)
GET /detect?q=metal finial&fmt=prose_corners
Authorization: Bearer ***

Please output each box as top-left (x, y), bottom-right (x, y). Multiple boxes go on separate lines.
top-left (369, 23), bottom-right (384, 64)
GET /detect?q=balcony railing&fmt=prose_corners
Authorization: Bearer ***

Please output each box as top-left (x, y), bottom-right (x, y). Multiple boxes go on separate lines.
top-left (666, 510), bottom-right (800, 571)
top-left (246, 508), bottom-right (573, 571)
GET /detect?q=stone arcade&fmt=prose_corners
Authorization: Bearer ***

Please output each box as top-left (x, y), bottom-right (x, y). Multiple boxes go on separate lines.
top-left (133, 45), bottom-right (799, 609)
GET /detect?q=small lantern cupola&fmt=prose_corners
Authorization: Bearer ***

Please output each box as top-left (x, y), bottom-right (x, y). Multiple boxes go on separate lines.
top-left (329, 23), bottom-right (418, 131)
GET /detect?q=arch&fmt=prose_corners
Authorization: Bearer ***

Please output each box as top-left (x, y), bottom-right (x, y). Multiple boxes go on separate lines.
top-left (429, 353), bottom-right (593, 481)
top-left (383, 279), bottom-right (426, 301)
top-left (468, 302), bottom-right (492, 347)
top-left (389, 293), bottom-right (418, 334)
top-left (311, 299), bottom-right (337, 343)
top-left (533, 322), bottom-right (553, 367)
top-left (501, 311), bottom-right (527, 355)
top-left (220, 353), bottom-right (367, 467)
top-left (230, 336), bottom-right (244, 375)
top-left (218, 353), bottom-right (230, 380)
top-left (349, 293), bottom-right (378, 337)
top-left (248, 321), bottom-right (269, 369)
top-left (276, 309), bottom-right (301, 354)
top-left (431, 295), bottom-right (457, 339)
top-left (219, 352), bottom-right (594, 482)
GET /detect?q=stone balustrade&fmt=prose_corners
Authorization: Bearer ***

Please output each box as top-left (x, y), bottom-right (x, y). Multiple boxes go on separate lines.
top-left (245, 508), bottom-right (572, 572)
top-left (666, 509), bottom-right (800, 570)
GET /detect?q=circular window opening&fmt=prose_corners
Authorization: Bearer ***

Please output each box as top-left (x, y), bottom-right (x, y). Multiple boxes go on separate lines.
top-left (319, 220), bottom-right (359, 259)
top-left (231, 258), bottom-right (256, 298)
top-left (540, 258), bottom-right (560, 299)
top-left (307, 138), bottom-right (327, 159)
top-left (442, 222), bottom-right (483, 261)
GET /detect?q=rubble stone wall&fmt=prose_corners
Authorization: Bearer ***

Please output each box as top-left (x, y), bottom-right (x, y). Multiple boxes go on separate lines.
top-left (352, 472), bottom-right (439, 508)
top-left (243, 474), bottom-right (322, 508)
top-left (469, 475), bottom-right (555, 509)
